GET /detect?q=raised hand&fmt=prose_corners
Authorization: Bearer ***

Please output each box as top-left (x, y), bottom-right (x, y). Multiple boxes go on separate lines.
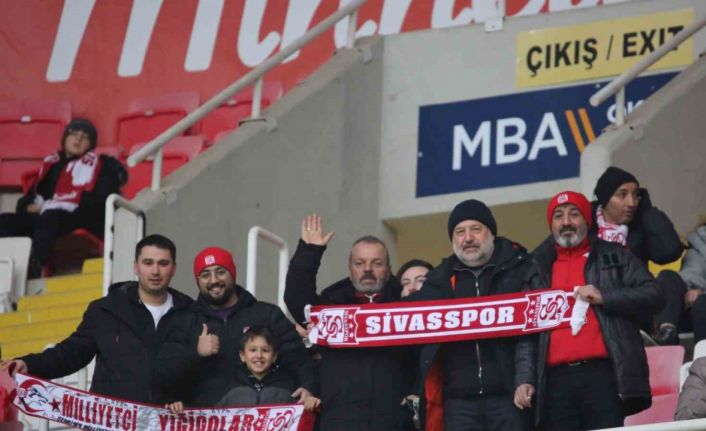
top-left (197, 324), bottom-right (220, 357)
top-left (301, 214), bottom-right (334, 246)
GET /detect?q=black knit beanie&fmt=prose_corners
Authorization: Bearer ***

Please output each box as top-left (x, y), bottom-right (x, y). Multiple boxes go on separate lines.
top-left (594, 166), bottom-right (639, 207)
top-left (447, 199), bottom-right (497, 239)
top-left (62, 118), bottom-right (98, 151)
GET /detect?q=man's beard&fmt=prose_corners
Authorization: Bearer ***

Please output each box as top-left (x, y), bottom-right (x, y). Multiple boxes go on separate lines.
top-left (553, 225), bottom-right (587, 248)
top-left (352, 273), bottom-right (385, 294)
top-left (454, 237), bottom-right (495, 267)
top-left (201, 282), bottom-right (236, 307)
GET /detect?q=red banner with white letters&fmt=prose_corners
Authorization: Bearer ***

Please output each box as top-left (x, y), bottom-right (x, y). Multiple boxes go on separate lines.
top-left (307, 289), bottom-right (574, 348)
top-left (11, 372), bottom-right (314, 431)
top-left (0, 1), bottom-right (632, 143)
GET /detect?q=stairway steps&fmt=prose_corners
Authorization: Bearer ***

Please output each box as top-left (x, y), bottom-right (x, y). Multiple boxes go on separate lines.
top-left (17, 287), bottom-right (101, 311)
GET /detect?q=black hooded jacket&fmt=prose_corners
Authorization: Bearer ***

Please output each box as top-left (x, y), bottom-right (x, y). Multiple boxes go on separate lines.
top-left (529, 235), bottom-right (662, 424)
top-left (589, 200), bottom-right (682, 265)
top-left (20, 282), bottom-right (193, 404)
top-left (158, 285), bottom-right (316, 407)
top-left (284, 240), bottom-right (416, 431)
top-left (406, 237), bottom-right (537, 430)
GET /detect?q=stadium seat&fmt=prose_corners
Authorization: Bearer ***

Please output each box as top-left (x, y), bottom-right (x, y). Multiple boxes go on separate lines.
top-left (114, 91), bottom-right (200, 153)
top-left (624, 393), bottom-right (680, 426)
top-left (680, 361), bottom-right (692, 390)
top-left (0, 100), bottom-right (71, 188)
top-left (0, 370), bottom-right (18, 423)
top-left (122, 137), bottom-right (203, 199)
top-left (624, 345), bottom-right (685, 425)
top-left (198, 81), bottom-right (283, 144)
top-left (694, 340), bottom-right (706, 360)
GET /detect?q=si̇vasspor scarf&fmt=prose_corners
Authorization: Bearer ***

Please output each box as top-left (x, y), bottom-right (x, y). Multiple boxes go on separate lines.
top-left (11, 372), bottom-right (314, 431)
top-left (306, 289), bottom-right (588, 347)
top-left (36, 151), bottom-right (102, 214)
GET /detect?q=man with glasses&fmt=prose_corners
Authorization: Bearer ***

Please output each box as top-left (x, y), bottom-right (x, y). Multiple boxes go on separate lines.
top-left (0, 118), bottom-right (126, 277)
top-left (162, 246), bottom-right (316, 407)
top-left (590, 166), bottom-right (684, 343)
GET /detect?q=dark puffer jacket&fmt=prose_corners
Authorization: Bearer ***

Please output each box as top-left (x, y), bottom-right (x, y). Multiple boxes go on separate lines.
top-left (284, 240), bottom-right (416, 431)
top-left (159, 285), bottom-right (316, 407)
top-left (530, 236), bottom-right (662, 424)
top-left (590, 200), bottom-right (682, 265)
top-left (407, 237), bottom-right (536, 430)
top-left (21, 282), bottom-right (193, 404)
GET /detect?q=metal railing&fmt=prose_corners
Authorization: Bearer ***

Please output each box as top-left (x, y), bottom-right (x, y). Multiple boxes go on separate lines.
top-left (599, 418), bottom-right (706, 430)
top-left (126, 0), bottom-right (366, 191)
top-left (590, 14), bottom-right (706, 125)
top-left (102, 194), bottom-right (145, 293)
top-left (245, 226), bottom-right (290, 316)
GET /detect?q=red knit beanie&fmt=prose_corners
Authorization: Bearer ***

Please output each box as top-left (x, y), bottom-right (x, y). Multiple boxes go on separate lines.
top-left (546, 191), bottom-right (592, 229)
top-left (193, 247), bottom-right (237, 281)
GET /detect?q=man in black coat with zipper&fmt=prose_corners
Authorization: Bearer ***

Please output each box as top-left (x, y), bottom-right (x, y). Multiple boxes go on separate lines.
top-left (163, 246), bottom-right (317, 408)
top-left (528, 190), bottom-right (661, 430)
top-left (406, 199), bottom-right (534, 431)
top-left (284, 214), bottom-right (415, 431)
top-left (1, 234), bottom-right (192, 404)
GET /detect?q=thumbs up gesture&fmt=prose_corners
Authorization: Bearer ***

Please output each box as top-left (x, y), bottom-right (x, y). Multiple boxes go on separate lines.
top-left (197, 324), bottom-right (220, 357)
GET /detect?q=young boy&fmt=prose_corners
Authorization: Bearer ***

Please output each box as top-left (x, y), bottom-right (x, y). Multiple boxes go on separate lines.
top-left (167, 326), bottom-right (320, 412)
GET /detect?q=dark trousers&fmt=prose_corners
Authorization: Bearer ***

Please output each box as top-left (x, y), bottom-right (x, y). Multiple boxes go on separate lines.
top-left (443, 393), bottom-right (530, 431)
top-left (543, 359), bottom-right (623, 431)
top-left (0, 209), bottom-right (102, 264)
top-left (653, 270), bottom-right (706, 342)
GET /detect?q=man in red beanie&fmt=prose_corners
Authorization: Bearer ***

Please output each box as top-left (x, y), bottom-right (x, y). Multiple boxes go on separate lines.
top-left (160, 246), bottom-right (317, 408)
top-left (527, 191), bottom-right (661, 430)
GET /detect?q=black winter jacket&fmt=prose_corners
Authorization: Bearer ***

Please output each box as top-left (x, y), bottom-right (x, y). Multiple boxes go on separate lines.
top-left (407, 237), bottom-right (536, 430)
top-left (285, 240), bottom-right (416, 431)
top-left (17, 153), bottom-right (127, 235)
top-left (590, 200), bottom-right (682, 265)
top-left (161, 285), bottom-right (316, 407)
top-left (530, 236), bottom-right (662, 424)
top-left (20, 282), bottom-right (193, 404)
top-left (217, 363), bottom-right (297, 407)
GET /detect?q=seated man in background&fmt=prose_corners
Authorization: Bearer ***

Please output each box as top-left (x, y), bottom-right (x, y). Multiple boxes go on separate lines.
top-left (0, 118), bottom-right (126, 276)
top-left (661, 222), bottom-right (706, 343)
top-left (397, 259), bottom-right (433, 298)
top-left (285, 214), bottom-right (415, 431)
top-left (676, 356), bottom-right (706, 420)
top-left (0, 234), bottom-right (193, 405)
top-left (590, 166), bottom-right (683, 343)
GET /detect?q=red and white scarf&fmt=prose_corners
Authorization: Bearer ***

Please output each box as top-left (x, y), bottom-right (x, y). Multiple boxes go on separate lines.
top-left (306, 290), bottom-right (587, 348)
top-left (35, 151), bottom-right (102, 213)
top-left (596, 205), bottom-right (629, 246)
top-left (11, 372), bottom-right (314, 431)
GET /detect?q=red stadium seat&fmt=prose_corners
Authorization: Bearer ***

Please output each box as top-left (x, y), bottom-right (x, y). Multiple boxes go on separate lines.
top-left (624, 393), bottom-right (679, 426)
top-left (115, 91), bottom-right (200, 153)
top-left (624, 346), bottom-right (684, 426)
top-left (199, 81), bottom-right (282, 144)
top-left (0, 100), bottom-right (71, 188)
top-left (0, 370), bottom-right (18, 423)
top-left (122, 137), bottom-right (202, 199)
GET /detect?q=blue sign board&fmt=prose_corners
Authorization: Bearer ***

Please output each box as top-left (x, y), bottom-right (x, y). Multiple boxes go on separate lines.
top-left (416, 72), bottom-right (676, 197)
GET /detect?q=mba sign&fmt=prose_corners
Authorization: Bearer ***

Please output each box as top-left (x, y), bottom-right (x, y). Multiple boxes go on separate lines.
top-left (416, 72), bottom-right (676, 197)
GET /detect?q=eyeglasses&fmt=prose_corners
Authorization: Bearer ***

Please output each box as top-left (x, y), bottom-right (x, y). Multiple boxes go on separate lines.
top-left (198, 267), bottom-right (230, 282)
